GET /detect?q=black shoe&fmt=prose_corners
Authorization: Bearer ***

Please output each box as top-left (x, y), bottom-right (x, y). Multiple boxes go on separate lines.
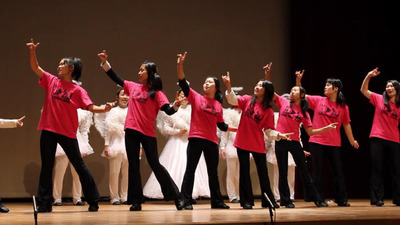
top-left (273, 202), bottom-right (280, 208)
top-left (315, 201), bottom-right (328, 207)
top-left (0, 204), bottom-right (9, 213)
top-left (284, 203), bottom-right (295, 208)
top-left (230, 199), bottom-right (239, 203)
top-left (211, 203), bottom-right (230, 209)
top-left (75, 201), bottom-right (84, 206)
top-left (37, 205), bottom-right (52, 213)
top-left (175, 197), bottom-right (185, 210)
top-left (53, 202), bottom-right (62, 206)
top-left (88, 203), bottom-right (99, 212)
top-left (122, 201), bottom-right (128, 205)
top-left (291, 199), bottom-right (296, 202)
top-left (112, 201), bottom-right (121, 205)
top-left (242, 203), bottom-right (252, 209)
top-left (337, 201), bottom-right (350, 207)
top-left (191, 199), bottom-right (197, 204)
top-left (376, 201), bottom-right (384, 207)
top-left (130, 203), bottom-right (142, 211)
top-left (184, 204), bottom-right (193, 210)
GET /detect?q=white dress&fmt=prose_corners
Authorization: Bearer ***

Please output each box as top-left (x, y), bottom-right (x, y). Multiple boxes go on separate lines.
top-left (143, 105), bottom-right (210, 199)
top-left (94, 106), bottom-right (129, 204)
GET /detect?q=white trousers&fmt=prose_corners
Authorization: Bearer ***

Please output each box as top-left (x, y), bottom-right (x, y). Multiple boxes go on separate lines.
top-left (53, 155), bottom-right (82, 204)
top-left (273, 164), bottom-right (295, 200)
top-left (109, 154), bottom-right (129, 203)
top-left (226, 157), bottom-right (240, 201)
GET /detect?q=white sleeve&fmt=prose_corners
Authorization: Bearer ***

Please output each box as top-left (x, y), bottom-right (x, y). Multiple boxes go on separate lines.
top-left (264, 128), bottom-right (281, 141)
top-left (225, 90), bottom-right (239, 106)
top-left (0, 119), bottom-right (17, 128)
top-left (100, 61), bottom-right (112, 72)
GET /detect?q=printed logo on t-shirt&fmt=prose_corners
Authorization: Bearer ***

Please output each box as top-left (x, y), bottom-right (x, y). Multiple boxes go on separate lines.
top-left (282, 106), bottom-right (303, 122)
top-left (200, 101), bottom-right (218, 116)
top-left (318, 104), bottom-right (339, 119)
top-left (381, 105), bottom-right (399, 120)
top-left (52, 87), bottom-right (73, 103)
top-left (244, 106), bottom-right (263, 124)
top-left (131, 90), bottom-right (149, 104)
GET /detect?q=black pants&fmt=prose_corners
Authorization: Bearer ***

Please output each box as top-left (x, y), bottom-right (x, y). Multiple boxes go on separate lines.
top-left (276, 140), bottom-right (322, 205)
top-left (181, 138), bottom-right (224, 206)
top-left (370, 137), bottom-right (400, 204)
top-left (37, 130), bottom-right (100, 206)
top-left (309, 142), bottom-right (347, 203)
top-left (125, 129), bottom-right (180, 205)
top-left (237, 148), bottom-right (275, 207)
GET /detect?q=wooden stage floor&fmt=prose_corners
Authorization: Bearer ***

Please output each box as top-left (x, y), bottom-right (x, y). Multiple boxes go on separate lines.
top-left (1, 199), bottom-right (400, 225)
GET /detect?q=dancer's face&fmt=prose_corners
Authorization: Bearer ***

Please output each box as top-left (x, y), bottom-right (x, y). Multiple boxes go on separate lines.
top-left (117, 90), bottom-right (129, 108)
top-left (138, 64), bottom-right (148, 84)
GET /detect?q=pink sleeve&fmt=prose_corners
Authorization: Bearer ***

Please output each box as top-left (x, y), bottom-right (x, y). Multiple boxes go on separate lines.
top-left (217, 105), bottom-right (224, 123)
top-left (155, 91), bottom-right (170, 108)
top-left (342, 105), bottom-right (351, 124)
top-left (38, 71), bottom-right (53, 91)
top-left (123, 80), bottom-right (132, 96)
top-left (79, 88), bottom-right (94, 110)
top-left (274, 94), bottom-right (283, 108)
top-left (306, 95), bottom-right (321, 110)
top-left (302, 112), bottom-right (313, 128)
top-left (369, 92), bottom-right (380, 107)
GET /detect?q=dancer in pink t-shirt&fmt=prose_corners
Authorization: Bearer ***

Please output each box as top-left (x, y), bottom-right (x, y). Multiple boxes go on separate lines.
top-left (26, 39), bottom-right (114, 213)
top-left (296, 71), bottom-right (359, 207)
top-left (266, 64), bottom-right (336, 208)
top-left (176, 52), bottom-right (236, 210)
top-left (222, 69), bottom-right (291, 210)
top-left (361, 67), bottom-right (400, 207)
top-left (98, 50), bottom-right (185, 211)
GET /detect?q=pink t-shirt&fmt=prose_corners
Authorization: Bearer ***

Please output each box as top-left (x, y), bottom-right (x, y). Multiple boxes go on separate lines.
top-left (369, 92), bottom-right (400, 143)
top-left (123, 80), bottom-right (169, 137)
top-left (307, 95), bottom-right (351, 147)
top-left (234, 95), bottom-right (275, 153)
top-left (274, 95), bottom-right (312, 142)
top-left (187, 88), bottom-right (224, 144)
top-left (38, 71), bottom-right (93, 139)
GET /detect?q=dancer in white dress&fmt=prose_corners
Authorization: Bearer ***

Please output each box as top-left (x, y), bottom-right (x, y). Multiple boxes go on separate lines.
top-left (143, 90), bottom-right (210, 200)
top-left (266, 111), bottom-right (296, 202)
top-left (94, 88), bottom-right (131, 205)
top-left (219, 107), bottom-right (241, 203)
top-left (53, 108), bottom-right (94, 206)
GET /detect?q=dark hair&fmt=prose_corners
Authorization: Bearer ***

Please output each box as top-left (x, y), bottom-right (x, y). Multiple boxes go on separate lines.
top-left (206, 76), bottom-right (223, 104)
top-left (63, 57), bottom-right (82, 81)
top-left (383, 80), bottom-right (400, 110)
top-left (143, 61), bottom-right (163, 99)
top-left (290, 86), bottom-right (309, 116)
top-left (326, 78), bottom-right (346, 106)
top-left (251, 79), bottom-right (274, 109)
top-left (116, 87), bottom-right (123, 96)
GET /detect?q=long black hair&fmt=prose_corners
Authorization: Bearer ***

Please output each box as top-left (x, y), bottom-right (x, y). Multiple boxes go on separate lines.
top-left (383, 80), bottom-right (400, 110)
top-left (207, 76), bottom-right (223, 104)
top-left (251, 79), bottom-right (274, 110)
top-left (143, 61), bottom-right (163, 99)
top-left (290, 86), bottom-right (309, 116)
top-left (326, 78), bottom-right (346, 106)
top-left (63, 57), bottom-right (82, 81)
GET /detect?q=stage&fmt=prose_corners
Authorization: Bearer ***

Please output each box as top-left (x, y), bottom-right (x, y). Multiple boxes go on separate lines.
top-left (1, 199), bottom-right (399, 225)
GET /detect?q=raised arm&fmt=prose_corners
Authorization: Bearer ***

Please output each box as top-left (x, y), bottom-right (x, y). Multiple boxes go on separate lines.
top-left (263, 62), bottom-right (278, 101)
top-left (177, 52), bottom-right (187, 80)
top-left (295, 70), bottom-right (304, 87)
top-left (360, 67), bottom-right (380, 99)
top-left (304, 122), bottom-right (337, 136)
top-left (222, 71), bottom-right (239, 106)
top-left (97, 50), bottom-right (124, 87)
top-left (26, 38), bottom-right (44, 78)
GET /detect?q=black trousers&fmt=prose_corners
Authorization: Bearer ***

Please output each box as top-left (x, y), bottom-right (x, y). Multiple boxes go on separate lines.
top-left (237, 148), bottom-right (276, 207)
top-left (37, 130), bottom-right (100, 206)
top-left (181, 138), bottom-right (224, 206)
top-left (276, 140), bottom-right (322, 205)
top-left (125, 129), bottom-right (180, 205)
top-left (370, 137), bottom-right (400, 204)
top-left (309, 142), bottom-right (347, 203)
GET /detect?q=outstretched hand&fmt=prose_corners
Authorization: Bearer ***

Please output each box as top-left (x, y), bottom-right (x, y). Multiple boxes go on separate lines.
top-left (295, 69), bottom-right (305, 86)
top-left (221, 71), bottom-right (231, 87)
top-left (97, 50), bottom-right (108, 63)
top-left (367, 67), bottom-right (380, 78)
top-left (104, 101), bottom-right (117, 111)
top-left (26, 38), bottom-right (40, 53)
top-left (327, 122), bottom-right (338, 130)
top-left (279, 132), bottom-right (293, 141)
top-left (177, 52), bottom-right (187, 65)
top-left (16, 116), bottom-right (25, 127)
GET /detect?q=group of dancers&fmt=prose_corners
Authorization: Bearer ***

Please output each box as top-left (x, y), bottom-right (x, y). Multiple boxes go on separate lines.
top-left (0, 39), bottom-right (399, 214)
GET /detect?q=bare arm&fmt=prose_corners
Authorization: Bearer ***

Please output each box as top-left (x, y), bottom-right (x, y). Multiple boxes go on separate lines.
top-left (360, 67), bottom-right (380, 99)
top-left (304, 122), bottom-right (337, 136)
top-left (87, 102), bottom-right (116, 113)
top-left (26, 38), bottom-right (45, 78)
top-left (263, 62), bottom-right (279, 101)
top-left (177, 52), bottom-right (187, 80)
top-left (343, 123), bottom-right (359, 149)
